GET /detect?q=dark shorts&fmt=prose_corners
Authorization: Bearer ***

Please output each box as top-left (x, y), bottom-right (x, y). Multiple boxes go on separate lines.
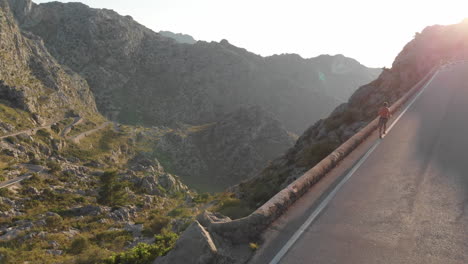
top-left (379, 117), bottom-right (388, 126)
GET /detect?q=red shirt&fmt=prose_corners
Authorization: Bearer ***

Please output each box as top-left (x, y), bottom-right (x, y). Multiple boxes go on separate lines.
top-left (379, 107), bottom-right (390, 118)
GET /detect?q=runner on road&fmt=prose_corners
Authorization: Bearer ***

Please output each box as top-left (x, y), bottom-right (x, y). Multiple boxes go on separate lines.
top-left (378, 102), bottom-right (391, 138)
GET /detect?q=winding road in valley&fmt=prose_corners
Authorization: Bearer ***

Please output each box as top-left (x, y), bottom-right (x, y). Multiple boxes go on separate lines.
top-left (0, 117), bottom-right (111, 188)
top-left (0, 164), bottom-right (46, 189)
top-left (0, 121), bottom-right (58, 140)
top-left (251, 62), bottom-right (468, 264)
top-left (69, 121), bottom-right (110, 143)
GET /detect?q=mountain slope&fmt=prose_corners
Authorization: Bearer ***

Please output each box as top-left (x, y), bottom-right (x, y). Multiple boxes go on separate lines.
top-left (11, 0), bottom-right (380, 133)
top-left (0, 2), bottom-right (201, 263)
top-left (265, 54), bottom-right (382, 102)
top-left (235, 20), bottom-right (468, 210)
top-left (0, 0), bottom-right (98, 124)
top-left (151, 106), bottom-right (295, 191)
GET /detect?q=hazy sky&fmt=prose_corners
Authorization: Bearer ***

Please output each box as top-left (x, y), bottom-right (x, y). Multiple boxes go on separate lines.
top-left (35, 0), bottom-right (468, 68)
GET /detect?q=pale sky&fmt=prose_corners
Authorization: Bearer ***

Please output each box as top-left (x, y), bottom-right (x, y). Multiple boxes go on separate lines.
top-left (35, 0), bottom-right (468, 68)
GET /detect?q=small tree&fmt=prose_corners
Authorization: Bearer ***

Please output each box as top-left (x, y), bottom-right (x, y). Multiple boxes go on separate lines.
top-left (98, 171), bottom-right (128, 207)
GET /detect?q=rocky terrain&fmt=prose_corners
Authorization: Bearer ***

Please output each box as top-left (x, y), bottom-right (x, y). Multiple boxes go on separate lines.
top-left (0, 118), bottom-right (202, 263)
top-left (0, 0), bottom-right (97, 125)
top-left (235, 19), bottom-right (468, 210)
top-left (0, 1), bottom-right (220, 263)
top-left (10, 0), bottom-right (380, 134)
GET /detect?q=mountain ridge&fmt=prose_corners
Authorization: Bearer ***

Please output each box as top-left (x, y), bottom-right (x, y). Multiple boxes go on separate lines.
top-left (11, 0), bottom-right (380, 133)
top-left (159, 30), bottom-right (197, 44)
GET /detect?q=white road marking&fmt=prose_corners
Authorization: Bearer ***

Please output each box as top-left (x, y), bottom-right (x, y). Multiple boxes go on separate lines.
top-left (268, 69), bottom-right (440, 264)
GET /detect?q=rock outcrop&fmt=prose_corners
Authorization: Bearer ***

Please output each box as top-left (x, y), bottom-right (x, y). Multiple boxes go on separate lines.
top-left (153, 221), bottom-right (219, 264)
top-left (154, 216), bottom-right (252, 264)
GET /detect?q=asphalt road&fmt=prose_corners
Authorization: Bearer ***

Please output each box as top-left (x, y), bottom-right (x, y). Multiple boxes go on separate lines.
top-left (253, 63), bottom-right (468, 264)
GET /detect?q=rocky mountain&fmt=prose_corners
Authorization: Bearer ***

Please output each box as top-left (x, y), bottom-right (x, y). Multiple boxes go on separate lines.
top-left (159, 31), bottom-right (197, 44)
top-left (150, 106), bottom-right (295, 191)
top-left (0, 0), bottom-right (97, 125)
top-left (3, 0), bottom-right (466, 263)
top-left (265, 54), bottom-right (382, 102)
top-left (235, 19), bottom-right (468, 210)
top-left (0, 0), bottom-right (203, 262)
top-left (9, 0), bottom-right (380, 134)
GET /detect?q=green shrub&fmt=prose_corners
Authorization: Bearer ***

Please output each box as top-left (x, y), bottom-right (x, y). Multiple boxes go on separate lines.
top-left (144, 216), bottom-right (171, 235)
top-left (4, 136), bottom-right (17, 145)
top-left (29, 158), bottom-right (44, 165)
top-left (98, 171), bottom-right (128, 207)
top-left (36, 129), bottom-right (51, 139)
top-left (22, 199), bottom-right (41, 210)
top-left (0, 202), bottom-right (11, 212)
top-left (95, 230), bottom-right (132, 248)
top-left (21, 173), bottom-right (42, 187)
top-left (193, 193), bottom-right (211, 204)
top-left (103, 232), bottom-right (178, 264)
top-left (167, 207), bottom-right (192, 218)
top-left (0, 247), bottom-right (14, 263)
top-left (45, 214), bottom-right (63, 229)
top-left (213, 196), bottom-right (252, 219)
top-left (51, 124), bottom-right (60, 134)
top-left (0, 188), bottom-right (12, 198)
top-left (69, 236), bottom-right (90, 255)
top-left (46, 160), bottom-right (61, 173)
top-left (75, 246), bottom-right (111, 264)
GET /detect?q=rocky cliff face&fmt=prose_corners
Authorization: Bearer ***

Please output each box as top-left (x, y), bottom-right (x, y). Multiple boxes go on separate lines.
top-left (153, 106), bottom-right (295, 191)
top-left (236, 20), bottom-right (468, 208)
top-left (11, 0), bottom-right (380, 133)
top-left (0, 0), bottom-right (98, 123)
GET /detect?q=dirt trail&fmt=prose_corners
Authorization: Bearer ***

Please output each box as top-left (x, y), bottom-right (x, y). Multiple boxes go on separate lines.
top-left (70, 122), bottom-right (111, 144)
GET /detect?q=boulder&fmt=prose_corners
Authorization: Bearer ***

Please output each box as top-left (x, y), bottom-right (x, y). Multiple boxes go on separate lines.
top-left (109, 206), bottom-right (138, 222)
top-left (51, 139), bottom-right (66, 151)
top-left (140, 175), bottom-right (162, 195)
top-left (124, 223), bottom-right (143, 237)
top-left (158, 173), bottom-right (188, 194)
top-left (68, 205), bottom-right (110, 217)
top-left (153, 221), bottom-right (218, 264)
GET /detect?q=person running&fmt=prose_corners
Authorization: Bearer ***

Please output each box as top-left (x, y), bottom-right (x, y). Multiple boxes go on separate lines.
top-left (378, 102), bottom-right (391, 138)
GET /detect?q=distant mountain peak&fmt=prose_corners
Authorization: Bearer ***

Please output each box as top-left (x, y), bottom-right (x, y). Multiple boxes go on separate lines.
top-left (159, 30), bottom-right (196, 44)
